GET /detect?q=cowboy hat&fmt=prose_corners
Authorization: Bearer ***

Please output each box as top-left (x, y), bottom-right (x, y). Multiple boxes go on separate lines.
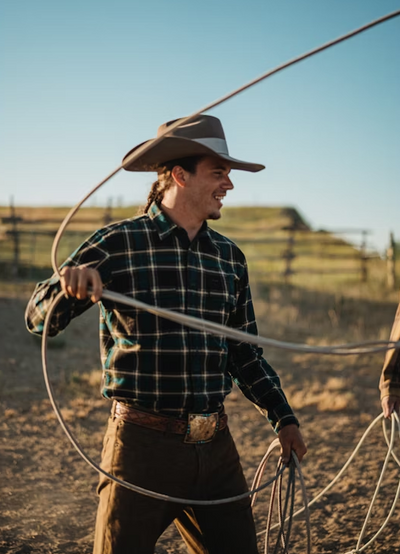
top-left (122, 115), bottom-right (265, 173)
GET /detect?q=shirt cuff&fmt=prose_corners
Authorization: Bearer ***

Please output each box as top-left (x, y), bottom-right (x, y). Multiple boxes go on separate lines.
top-left (263, 401), bottom-right (300, 433)
top-left (380, 381), bottom-right (400, 400)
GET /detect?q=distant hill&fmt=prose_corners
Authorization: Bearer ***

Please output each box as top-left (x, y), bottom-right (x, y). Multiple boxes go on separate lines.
top-left (209, 206), bottom-right (311, 237)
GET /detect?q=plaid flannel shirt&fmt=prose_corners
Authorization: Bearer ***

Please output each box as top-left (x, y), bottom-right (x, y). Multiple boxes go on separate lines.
top-left (25, 202), bottom-right (298, 431)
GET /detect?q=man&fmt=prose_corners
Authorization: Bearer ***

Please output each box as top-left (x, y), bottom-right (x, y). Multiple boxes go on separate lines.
top-left (26, 114), bottom-right (306, 554)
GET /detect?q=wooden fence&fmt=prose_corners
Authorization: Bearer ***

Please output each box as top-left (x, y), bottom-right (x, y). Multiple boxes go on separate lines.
top-left (0, 202), bottom-right (115, 280)
top-left (219, 222), bottom-right (397, 288)
top-left (0, 204), bottom-right (397, 288)
top-left (234, 226), bottom-right (377, 281)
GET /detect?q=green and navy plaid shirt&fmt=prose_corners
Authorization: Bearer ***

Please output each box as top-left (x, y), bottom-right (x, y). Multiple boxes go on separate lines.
top-left (25, 203), bottom-right (298, 431)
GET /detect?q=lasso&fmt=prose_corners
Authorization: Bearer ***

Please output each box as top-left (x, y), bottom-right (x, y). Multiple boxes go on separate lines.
top-left (41, 10), bottom-right (400, 553)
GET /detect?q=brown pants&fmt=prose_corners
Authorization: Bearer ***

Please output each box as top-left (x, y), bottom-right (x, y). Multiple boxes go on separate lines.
top-left (93, 415), bottom-right (259, 554)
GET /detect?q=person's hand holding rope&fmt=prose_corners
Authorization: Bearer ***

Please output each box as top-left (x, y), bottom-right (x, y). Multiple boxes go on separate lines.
top-left (381, 395), bottom-right (400, 419)
top-left (60, 266), bottom-right (103, 304)
top-left (278, 424), bottom-right (307, 465)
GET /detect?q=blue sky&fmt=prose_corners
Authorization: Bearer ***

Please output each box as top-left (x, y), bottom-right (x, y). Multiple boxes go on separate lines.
top-left (1, 0), bottom-right (399, 251)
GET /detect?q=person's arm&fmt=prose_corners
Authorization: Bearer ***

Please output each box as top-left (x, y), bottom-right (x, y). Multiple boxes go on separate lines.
top-left (227, 266), bottom-right (306, 463)
top-left (25, 229), bottom-right (111, 337)
top-left (379, 302), bottom-right (400, 419)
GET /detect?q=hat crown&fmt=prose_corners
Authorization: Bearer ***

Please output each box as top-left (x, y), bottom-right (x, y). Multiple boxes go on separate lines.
top-left (122, 114), bottom-right (265, 173)
top-left (157, 115), bottom-right (226, 141)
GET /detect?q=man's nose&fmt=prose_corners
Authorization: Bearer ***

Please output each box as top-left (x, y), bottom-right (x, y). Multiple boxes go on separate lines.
top-left (222, 177), bottom-right (234, 190)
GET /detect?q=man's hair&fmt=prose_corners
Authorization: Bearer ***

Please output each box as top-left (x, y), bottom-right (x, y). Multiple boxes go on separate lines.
top-left (141, 156), bottom-right (205, 214)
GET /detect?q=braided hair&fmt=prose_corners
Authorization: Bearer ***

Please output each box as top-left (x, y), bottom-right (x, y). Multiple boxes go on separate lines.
top-left (141, 156), bottom-right (205, 214)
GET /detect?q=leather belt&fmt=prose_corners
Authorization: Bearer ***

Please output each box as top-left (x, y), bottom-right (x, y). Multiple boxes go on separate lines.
top-left (114, 402), bottom-right (227, 436)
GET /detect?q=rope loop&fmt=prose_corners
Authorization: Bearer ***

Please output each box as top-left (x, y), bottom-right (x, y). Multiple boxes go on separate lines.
top-left (40, 9), bottom-right (400, 553)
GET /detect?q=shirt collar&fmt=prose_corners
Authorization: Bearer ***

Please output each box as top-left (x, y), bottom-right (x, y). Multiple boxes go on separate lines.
top-left (147, 202), bottom-right (212, 242)
top-left (148, 202), bottom-right (178, 240)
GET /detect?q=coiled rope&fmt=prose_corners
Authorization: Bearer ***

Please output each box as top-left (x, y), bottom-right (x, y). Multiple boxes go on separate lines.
top-left (252, 413), bottom-right (400, 554)
top-left (251, 438), bottom-right (311, 554)
top-left (40, 9), bottom-right (400, 553)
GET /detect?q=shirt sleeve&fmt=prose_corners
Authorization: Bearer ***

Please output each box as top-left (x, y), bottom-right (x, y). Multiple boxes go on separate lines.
top-left (25, 229), bottom-right (112, 337)
top-left (227, 265), bottom-right (299, 433)
top-left (379, 302), bottom-right (400, 399)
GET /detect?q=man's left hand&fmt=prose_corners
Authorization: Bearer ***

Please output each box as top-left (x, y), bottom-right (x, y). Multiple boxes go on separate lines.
top-left (278, 424), bottom-right (307, 465)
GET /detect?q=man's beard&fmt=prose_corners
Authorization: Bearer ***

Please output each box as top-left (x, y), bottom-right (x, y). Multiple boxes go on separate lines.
top-left (207, 211), bottom-right (221, 221)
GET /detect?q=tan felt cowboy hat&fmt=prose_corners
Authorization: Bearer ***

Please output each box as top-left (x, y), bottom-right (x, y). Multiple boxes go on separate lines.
top-left (122, 115), bottom-right (265, 173)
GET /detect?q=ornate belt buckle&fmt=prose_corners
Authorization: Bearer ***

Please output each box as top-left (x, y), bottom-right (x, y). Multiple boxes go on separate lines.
top-left (184, 412), bottom-right (219, 444)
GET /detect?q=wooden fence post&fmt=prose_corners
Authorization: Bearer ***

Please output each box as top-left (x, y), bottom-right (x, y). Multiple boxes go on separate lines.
top-left (360, 230), bottom-right (368, 282)
top-left (282, 226), bottom-right (296, 284)
top-left (387, 232), bottom-right (396, 290)
top-left (103, 197), bottom-right (113, 226)
top-left (10, 198), bottom-right (21, 278)
top-left (29, 230), bottom-right (37, 279)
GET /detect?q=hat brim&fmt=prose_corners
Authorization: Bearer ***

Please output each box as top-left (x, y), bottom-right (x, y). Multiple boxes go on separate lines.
top-left (122, 137), bottom-right (265, 173)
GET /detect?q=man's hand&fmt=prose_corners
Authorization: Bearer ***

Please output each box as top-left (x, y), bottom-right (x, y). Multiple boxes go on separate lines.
top-left (60, 266), bottom-right (103, 303)
top-left (381, 395), bottom-right (400, 419)
top-left (278, 424), bottom-right (307, 465)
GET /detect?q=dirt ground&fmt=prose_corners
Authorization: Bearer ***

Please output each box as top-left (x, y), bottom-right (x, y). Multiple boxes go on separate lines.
top-left (1, 284), bottom-right (400, 554)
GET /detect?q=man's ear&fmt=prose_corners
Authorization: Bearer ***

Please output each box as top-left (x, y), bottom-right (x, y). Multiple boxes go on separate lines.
top-left (171, 166), bottom-right (187, 188)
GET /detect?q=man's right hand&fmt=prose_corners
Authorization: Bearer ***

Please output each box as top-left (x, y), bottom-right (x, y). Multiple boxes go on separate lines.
top-left (60, 266), bottom-right (103, 303)
top-left (278, 424), bottom-right (307, 465)
top-left (381, 395), bottom-right (400, 419)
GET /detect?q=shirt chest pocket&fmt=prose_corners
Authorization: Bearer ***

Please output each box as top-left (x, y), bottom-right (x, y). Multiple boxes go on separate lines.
top-left (203, 275), bottom-right (237, 326)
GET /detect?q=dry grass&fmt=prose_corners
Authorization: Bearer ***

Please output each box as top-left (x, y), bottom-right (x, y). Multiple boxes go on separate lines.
top-left (247, 280), bottom-right (399, 418)
top-left (2, 251), bottom-right (400, 552)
